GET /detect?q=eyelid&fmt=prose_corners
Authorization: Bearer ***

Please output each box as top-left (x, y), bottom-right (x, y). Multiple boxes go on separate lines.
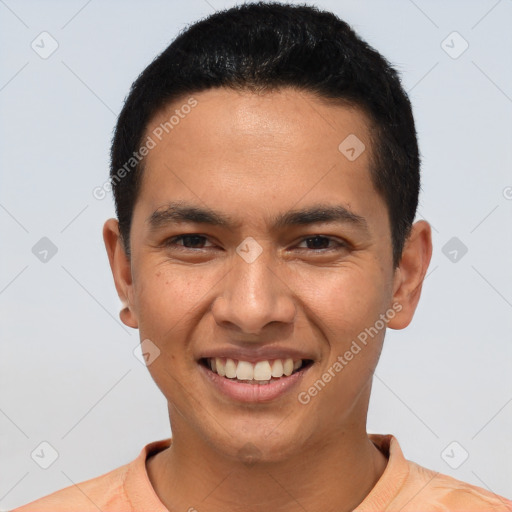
top-left (294, 235), bottom-right (348, 251)
top-left (164, 234), bottom-right (214, 248)
top-left (163, 233), bottom-right (348, 251)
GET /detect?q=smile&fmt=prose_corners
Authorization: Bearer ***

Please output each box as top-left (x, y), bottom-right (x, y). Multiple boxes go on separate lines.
top-left (198, 357), bottom-right (314, 402)
top-left (201, 357), bottom-right (313, 382)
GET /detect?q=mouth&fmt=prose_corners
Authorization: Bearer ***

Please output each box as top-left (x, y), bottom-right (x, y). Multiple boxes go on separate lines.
top-left (197, 357), bottom-right (314, 402)
top-left (199, 357), bottom-right (314, 383)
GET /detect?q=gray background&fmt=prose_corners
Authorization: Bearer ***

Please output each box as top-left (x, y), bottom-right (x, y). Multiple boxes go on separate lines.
top-left (1, 0), bottom-right (511, 508)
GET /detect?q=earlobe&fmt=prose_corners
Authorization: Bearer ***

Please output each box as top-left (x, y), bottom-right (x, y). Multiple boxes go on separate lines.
top-left (103, 218), bottom-right (139, 329)
top-left (387, 220), bottom-right (433, 330)
top-left (120, 304), bottom-right (137, 328)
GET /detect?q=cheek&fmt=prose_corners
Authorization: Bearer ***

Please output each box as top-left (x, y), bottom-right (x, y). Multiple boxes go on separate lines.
top-left (293, 263), bottom-right (389, 340)
top-left (132, 265), bottom-right (214, 399)
top-left (133, 263), bottom-right (214, 338)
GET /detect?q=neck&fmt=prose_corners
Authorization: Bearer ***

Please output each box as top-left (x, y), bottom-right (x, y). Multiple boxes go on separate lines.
top-left (147, 426), bottom-right (388, 512)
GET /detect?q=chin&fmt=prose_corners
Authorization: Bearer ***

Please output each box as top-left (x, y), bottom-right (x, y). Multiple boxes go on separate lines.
top-left (210, 418), bottom-right (310, 465)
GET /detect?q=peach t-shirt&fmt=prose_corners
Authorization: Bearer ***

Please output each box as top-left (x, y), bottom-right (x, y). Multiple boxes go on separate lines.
top-left (12, 434), bottom-right (512, 511)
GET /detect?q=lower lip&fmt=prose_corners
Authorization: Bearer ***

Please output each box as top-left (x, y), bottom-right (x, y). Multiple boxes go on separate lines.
top-left (198, 362), bottom-right (310, 403)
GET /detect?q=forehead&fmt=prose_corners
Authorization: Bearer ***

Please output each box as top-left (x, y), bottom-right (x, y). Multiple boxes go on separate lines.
top-left (136, 87), bottom-right (384, 228)
top-left (144, 87), bottom-right (373, 160)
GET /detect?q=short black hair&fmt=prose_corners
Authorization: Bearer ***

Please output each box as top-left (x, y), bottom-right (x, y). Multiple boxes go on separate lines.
top-left (110, 1), bottom-right (420, 268)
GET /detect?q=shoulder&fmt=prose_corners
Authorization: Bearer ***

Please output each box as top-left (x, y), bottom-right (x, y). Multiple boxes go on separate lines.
top-left (10, 463), bottom-right (130, 512)
top-left (394, 460), bottom-right (512, 511)
top-left (10, 439), bottom-right (171, 512)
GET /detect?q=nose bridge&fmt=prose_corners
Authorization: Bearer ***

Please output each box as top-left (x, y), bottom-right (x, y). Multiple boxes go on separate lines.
top-left (233, 248), bottom-right (275, 302)
top-left (212, 242), bottom-right (296, 333)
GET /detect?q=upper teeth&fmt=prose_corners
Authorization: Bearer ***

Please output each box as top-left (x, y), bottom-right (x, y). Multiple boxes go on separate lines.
top-left (208, 358), bottom-right (303, 380)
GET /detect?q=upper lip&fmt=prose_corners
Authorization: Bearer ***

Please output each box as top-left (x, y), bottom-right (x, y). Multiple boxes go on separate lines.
top-left (197, 346), bottom-right (316, 364)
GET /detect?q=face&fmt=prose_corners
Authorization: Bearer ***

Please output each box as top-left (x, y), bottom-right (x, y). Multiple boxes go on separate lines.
top-left (105, 87), bottom-right (431, 463)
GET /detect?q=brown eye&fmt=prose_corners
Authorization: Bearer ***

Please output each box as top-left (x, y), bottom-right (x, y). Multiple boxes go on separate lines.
top-left (296, 235), bottom-right (346, 251)
top-left (164, 234), bottom-right (213, 249)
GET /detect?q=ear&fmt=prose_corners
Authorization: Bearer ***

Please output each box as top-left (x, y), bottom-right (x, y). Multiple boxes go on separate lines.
top-left (387, 220), bottom-right (432, 330)
top-left (103, 218), bottom-right (138, 329)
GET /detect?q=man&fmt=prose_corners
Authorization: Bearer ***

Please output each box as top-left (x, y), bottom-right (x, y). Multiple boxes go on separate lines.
top-left (13, 2), bottom-right (512, 511)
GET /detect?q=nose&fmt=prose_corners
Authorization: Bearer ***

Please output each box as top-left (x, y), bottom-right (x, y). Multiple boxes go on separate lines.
top-left (211, 247), bottom-right (297, 335)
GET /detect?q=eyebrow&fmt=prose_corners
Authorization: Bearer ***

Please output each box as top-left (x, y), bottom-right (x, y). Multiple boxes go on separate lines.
top-left (147, 201), bottom-right (369, 233)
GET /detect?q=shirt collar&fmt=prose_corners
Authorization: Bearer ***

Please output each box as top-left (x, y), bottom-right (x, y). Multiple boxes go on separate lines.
top-left (124, 433), bottom-right (409, 511)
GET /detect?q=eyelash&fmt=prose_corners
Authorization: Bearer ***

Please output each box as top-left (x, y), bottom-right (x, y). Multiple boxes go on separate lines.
top-left (163, 234), bottom-right (347, 252)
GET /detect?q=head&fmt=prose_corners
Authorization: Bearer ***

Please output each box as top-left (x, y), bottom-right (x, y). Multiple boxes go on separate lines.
top-left (104, 2), bottom-right (431, 463)
top-left (110, 2), bottom-right (420, 268)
